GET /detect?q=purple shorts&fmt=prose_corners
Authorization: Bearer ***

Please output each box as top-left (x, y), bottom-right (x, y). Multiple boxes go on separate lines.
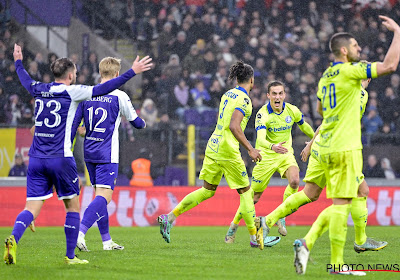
top-left (85, 162), bottom-right (118, 190)
top-left (27, 157), bottom-right (79, 200)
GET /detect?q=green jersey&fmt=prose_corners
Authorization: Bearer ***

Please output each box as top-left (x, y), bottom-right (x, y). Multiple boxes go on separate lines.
top-left (205, 86), bottom-right (252, 160)
top-left (316, 62), bottom-right (377, 154)
top-left (255, 102), bottom-right (304, 156)
top-left (314, 87), bottom-right (369, 152)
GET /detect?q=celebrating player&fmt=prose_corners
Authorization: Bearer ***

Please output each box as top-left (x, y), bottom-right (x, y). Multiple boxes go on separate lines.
top-left (157, 61), bottom-right (264, 249)
top-left (225, 80), bottom-right (314, 245)
top-left (73, 57), bottom-right (146, 252)
top-left (293, 15), bottom-right (400, 276)
top-left (4, 44), bottom-right (152, 265)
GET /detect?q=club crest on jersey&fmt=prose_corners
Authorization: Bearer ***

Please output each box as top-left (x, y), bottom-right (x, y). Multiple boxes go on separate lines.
top-left (285, 116), bottom-right (292, 123)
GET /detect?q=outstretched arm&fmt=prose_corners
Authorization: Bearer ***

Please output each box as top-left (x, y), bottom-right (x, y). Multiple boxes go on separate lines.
top-left (92, 55), bottom-right (152, 97)
top-left (298, 121), bottom-right (314, 139)
top-left (14, 44), bottom-right (36, 95)
top-left (376, 16), bottom-right (400, 76)
top-left (256, 128), bottom-right (288, 154)
top-left (300, 125), bottom-right (321, 162)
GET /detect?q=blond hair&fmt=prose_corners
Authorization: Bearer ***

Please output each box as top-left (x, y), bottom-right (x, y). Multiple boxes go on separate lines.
top-left (99, 57), bottom-right (121, 79)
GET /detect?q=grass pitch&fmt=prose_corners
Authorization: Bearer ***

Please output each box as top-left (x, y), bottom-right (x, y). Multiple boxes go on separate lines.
top-left (0, 226), bottom-right (398, 279)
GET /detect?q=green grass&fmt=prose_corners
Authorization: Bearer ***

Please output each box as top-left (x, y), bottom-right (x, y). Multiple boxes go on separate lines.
top-left (0, 226), bottom-right (398, 279)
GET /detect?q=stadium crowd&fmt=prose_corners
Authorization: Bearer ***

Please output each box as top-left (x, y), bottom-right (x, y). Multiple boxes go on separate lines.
top-left (1, 0), bottom-right (400, 177)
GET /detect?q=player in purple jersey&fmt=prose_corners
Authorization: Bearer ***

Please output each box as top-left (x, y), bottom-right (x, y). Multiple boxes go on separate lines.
top-left (72, 57), bottom-right (146, 252)
top-left (4, 44), bottom-right (152, 265)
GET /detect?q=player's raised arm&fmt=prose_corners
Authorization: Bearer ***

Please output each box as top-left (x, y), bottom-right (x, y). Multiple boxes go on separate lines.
top-left (376, 16), bottom-right (400, 76)
top-left (13, 44), bottom-right (36, 95)
top-left (91, 55), bottom-right (153, 98)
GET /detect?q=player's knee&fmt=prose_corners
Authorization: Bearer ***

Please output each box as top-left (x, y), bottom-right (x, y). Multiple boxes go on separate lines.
top-left (289, 179), bottom-right (300, 189)
top-left (309, 194), bottom-right (319, 202)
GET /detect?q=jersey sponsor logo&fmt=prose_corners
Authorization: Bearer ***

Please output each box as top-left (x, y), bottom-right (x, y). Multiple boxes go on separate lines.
top-left (268, 124), bottom-right (292, 132)
top-left (72, 177), bottom-right (78, 183)
top-left (244, 98), bottom-right (250, 105)
top-left (110, 172), bottom-right (115, 175)
top-left (256, 113), bottom-right (262, 119)
top-left (86, 136), bottom-right (105, 141)
top-left (325, 115), bottom-right (339, 123)
top-left (285, 116), bottom-right (292, 123)
top-left (35, 132), bottom-right (55, 138)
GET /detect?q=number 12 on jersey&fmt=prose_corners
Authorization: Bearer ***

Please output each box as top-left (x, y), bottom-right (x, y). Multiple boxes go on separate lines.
top-left (87, 106), bottom-right (107, 133)
top-left (322, 83), bottom-right (336, 111)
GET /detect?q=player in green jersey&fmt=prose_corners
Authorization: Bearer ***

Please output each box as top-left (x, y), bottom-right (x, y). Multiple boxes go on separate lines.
top-left (293, 16), bottom-right (400, 276)
top-left (157, 61), bottom-right (264, 249)
top-left (224, 81), bottom-right (314, 245)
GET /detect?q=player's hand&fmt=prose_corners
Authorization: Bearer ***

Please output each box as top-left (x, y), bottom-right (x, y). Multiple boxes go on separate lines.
top-left (379, 15), bottom-right (400, 32)
top-left (300, 141), bottom-right (312, 162)
top-left (249, 148), bottom-right (262, 163)
top-left (132, 55), bottom-right (153, 74)
top-left (13, 44), bottom-right (23, 62)
top-left (77, 126), bottom-right (86, 137)
top-left (272, 141), bottom-right (288, 154)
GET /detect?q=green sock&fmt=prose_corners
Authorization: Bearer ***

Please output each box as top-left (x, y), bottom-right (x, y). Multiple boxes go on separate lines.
top-left (266, 190), bottom-right (312, 228)
top-left (351, 197), bottom-right (368, 245)
top-left (172, 187), bottom-right (215, 217)
top-left (329, 204), bottom-right (351, 266)
top-left (304, 205), bottom-right (332, 251)
top-left (233, 207), bottom-right (242, 224)
top-left (232, 189), bottom-right (254, 224)
top-left (239, 189), bottom-right (256, 235)
top-left (283, 184), bottom-right (298, 202)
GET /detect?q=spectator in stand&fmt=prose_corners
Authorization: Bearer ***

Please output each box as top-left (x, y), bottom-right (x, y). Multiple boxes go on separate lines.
top-left (379, 86), bottom-right (399, 124)
top-left (190, 80), bottom-right (212, 113)
top-left (84, 51), bottom-right (99, 82)
top-left (170, 31), bottom-right (190, 62)
top-left (381, 157), bottom-right (396, 179)
top-left (0, 87), bottom-right (7, 123)
top-left (18, 107), bottom-right (34, 126)
top-left (364, 154), bottom-right (385, 178)
top-left (5, 94), bottom-right (21, 126)
top-left (182, 45), bottom-right (206, 77)
top-left (363, 109), bottom-right (383, 134)
top-left (140, 98), bottom-right (158, 128)
top-left (28, 61), bottom-right (41, 81)
top-left (8, 153), bottom-right (27, 177)
top-left (172, 79), bottom-right (191, 120)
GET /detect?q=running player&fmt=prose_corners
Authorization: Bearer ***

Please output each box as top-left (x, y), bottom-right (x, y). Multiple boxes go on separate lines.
top-left (4, 44), bottom-right (152, 265)
top-left (73, 57), bottom-right (146, 252)
top-left (225, 80), bottom-right (314, 245)
top-left (157, 61), bottom-right (264, 249)
top-left (293, 16), bottom-right (400, 276)
top-left (260, 78), bottom-right (387, 258)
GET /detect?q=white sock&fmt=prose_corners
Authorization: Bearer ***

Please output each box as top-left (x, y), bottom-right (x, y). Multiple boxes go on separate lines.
top-left (230, 222), bottom-right (239, 229)
top-left (167, 212), bottom-right (177, 223)
top-left (250, 235), bottom-right (257, 243)
top-left (78, 231), bottom-right (85, 239)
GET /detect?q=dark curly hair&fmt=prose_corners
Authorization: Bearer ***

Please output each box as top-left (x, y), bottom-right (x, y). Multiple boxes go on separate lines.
top-left (228, 60), bottom-right (254, 84)
top-left (50, 58), bottom-right (75, 79)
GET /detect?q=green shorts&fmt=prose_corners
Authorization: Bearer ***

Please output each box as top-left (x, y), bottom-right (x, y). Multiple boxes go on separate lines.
top-left (320, 150), bottom-right (363, 199)
top-left (303, 145), bottom-right (326, 189)
top-left (251, 153), bottom-right (298, 193)
top-left (199, 155), bottom-right (249, 189)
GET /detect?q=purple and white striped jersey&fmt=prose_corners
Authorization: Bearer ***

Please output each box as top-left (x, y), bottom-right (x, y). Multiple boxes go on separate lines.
top-left (74, 89), bottom-right (138, 163)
